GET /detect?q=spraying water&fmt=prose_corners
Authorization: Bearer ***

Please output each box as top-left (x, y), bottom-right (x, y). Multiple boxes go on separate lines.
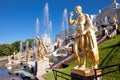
top-left (49, 20), bottom-right (52, 39)
top-left (36, 18), bottom-right (39, 36)
top-left (63, 8), bottom-right (68, 30)
top-left (43, 2), bottom-right (54, 52)
top-left (43, 2), bottom-right (53, 40)
top-left (61, 8), bottom-right (68, 40)
top-left (61, 21), bottom-right (65, 41)
top-left (26, 41), bottom-right (29, 51)
top-left (19, 41), bottom-right (23, 55)
top-left (43, 3), bottom-right (49, 34)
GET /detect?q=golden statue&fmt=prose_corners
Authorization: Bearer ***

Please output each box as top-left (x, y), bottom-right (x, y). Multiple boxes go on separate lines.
top-left (113, 15), bottom-right (117, 24)
top-left (113, 15), bottom-right (118, 28)
top-left (69, 6), bottom-right (99, 69)
top-left (112, 15), bottom-right (118, 36)
top-left (37, 36), bottom-right (48, 61)
top-left (7, 55), bottom-right (12, 70)
top-left (7, 55), bottom-right (12, 64)
top-left (26, 49), bottom-right (31, 62)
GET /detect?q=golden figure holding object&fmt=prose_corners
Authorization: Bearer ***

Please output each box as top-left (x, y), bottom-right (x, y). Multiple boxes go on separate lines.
top-left (37, 36), bottom-right (48, 61)
top-left (69, 6), bottom-right (99, 69)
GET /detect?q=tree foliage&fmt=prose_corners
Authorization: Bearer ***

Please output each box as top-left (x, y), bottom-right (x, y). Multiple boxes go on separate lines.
top-left (0, 38), bottom-right (35, 56)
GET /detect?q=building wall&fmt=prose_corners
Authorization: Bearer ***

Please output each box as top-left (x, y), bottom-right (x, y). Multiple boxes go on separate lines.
top-left (92, 3), bottom-right (120, 30)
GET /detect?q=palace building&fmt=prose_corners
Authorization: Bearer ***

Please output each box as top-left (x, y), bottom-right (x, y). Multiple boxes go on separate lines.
top-left (92, 0), bottom-right (120, 30)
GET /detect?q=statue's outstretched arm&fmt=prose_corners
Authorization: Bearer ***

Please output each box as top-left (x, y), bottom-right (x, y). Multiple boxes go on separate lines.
top-left (69, 11), bottom-right (75, 25)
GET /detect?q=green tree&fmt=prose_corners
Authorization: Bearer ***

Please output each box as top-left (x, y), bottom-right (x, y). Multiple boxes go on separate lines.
top-left (0, 39), bottom-right (35, 56)
top-left (11, 40), bottom-right (21, 52)
top-left (0, 44), bottom-right (12, 56)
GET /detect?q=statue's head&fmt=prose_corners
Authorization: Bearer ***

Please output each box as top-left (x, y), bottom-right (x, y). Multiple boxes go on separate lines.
top-left (36, 36), bottom-right (42, 44)
top-left (36, 36), bottom-right (40, 40)
top-left (75, 6), bottom-right (82, 14)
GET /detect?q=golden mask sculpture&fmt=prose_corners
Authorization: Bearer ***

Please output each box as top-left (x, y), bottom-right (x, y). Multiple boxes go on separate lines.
top-left (69, 6), bottom-right (99, 69)
top-left (37, 36), bottom-right (48, 61)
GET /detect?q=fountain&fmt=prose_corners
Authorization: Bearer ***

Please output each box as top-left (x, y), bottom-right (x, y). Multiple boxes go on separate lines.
top-left (34, 3), bottom-right (52, 77)
top-left (61, 21), bottom-right (65, 41)
top-left (61, 8), bottom-right (69, 41)
top-left (35, 17), bottom-right (40, 60)
top-left (49, 20), bottom-right (52, 40)
top-left (63, 8), bottom-right (69, 37)
top-left (32, 40), bottom-right (37, 60)
top-left (43, 3), bottom-right (49, 34)
top-left (36, 18), bottom-right (39, 36)
top-left (19, 41), bottom-right (23, 57)
top-left (25, 41), bottom-right (31, 61)
top-left (42, 2), bottom-right (54, 53)
top-left (26, 41), bottom-right (29, 51)
top-left (35, 36), bottom-right (50, 77)
top-left (0, 2), bottom-right (54, 80)
top-left (0, 42), bottom-right (23, 80)
top-left (42, 33), bottom-right (53, 52)
top-left (43, 3), bottom-right (53, 40)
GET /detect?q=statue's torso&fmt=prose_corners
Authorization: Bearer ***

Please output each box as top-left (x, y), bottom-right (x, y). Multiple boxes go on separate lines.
top-left (75, 14), bottom-right (89, 35)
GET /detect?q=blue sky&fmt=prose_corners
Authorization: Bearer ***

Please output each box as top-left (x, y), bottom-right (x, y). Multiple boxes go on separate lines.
top-left (0, 0), bottom-right (120, 44)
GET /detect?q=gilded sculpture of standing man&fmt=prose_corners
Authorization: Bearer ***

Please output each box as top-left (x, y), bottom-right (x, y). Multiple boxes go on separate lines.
top-left (37, 36), bottom-right (48, 61)
top-left (26, 49), bottom-right (31, 62)
top-left (113, 15), bottom-right (118, 29)
top-left (69, 6), bottom-right (99, 69)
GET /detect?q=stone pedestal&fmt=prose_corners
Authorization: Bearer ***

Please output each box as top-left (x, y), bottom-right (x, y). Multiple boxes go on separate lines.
top-left (35, 58), bottom-right (50, 77)
top-left (71, 66), bottom-right (102, 80)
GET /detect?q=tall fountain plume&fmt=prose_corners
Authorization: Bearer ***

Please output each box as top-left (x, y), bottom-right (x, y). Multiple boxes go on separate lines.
top-left (61, 8), bottom-right (68, 40)
top-left (63, 8), bottom-right (68, 30)
top-left (61, 21), bottom-right (65, 41)
top-left (64, 8), bottom-right (68, 36)
top-left (49, 20), bottom-right (52, 39)
top-left (19, 41), bottom-right (23, 56)
top-left (26, 41), bottom-right (29, 51)
top-left (36, 18), bottom-right (40, 36)
top-left (43, 3), bottom-right (49, 34)
top-left (43, 2), bottom-right (52, 40)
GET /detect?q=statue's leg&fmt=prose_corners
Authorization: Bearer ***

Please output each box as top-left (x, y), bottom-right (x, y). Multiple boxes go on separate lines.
top-left (87, 33), bottom-right (99, 69)
top-left (93, 48), bottom-right (99, 68)
top-left (37, 53), bottom-right (41, 60)
top-left (40, 53), bottom-right (44, 60)
top-left (89, 48), bottom-right (99, 69)
top-left (38, 51), bottom-right (44, 60)
top-left (81, 36), bottom-right (87, 68)
top-left (73, 39), bottom-right (81, 67)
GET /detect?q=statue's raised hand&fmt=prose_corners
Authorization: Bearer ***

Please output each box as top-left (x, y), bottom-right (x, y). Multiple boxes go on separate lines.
top-left (70, 11), bottom-right (74, 17)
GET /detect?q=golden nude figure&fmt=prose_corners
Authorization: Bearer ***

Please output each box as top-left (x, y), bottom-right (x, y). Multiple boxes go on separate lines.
top-left (69, 6), bottom-right (99, 69)
top-left (26, 49), bottom-right (31, 61)
top-left (7, 55), bottom-right (12, 64)
top-left (37, 36), bottom-right (48, 61)
top-left (113, 15), bottom-right (118, 29)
